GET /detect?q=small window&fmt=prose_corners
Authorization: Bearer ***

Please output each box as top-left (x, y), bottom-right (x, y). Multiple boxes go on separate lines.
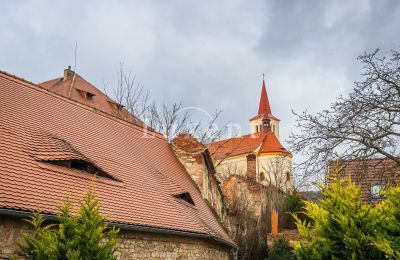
top-left (256, 125), bottom-right (259, 132)
top-left (85, 92), bottom-right (95, 100)
top-left (259, 171), bottom-right (265, 182)
top-left (71, 160), bottom-right (88, 171)
top-left (174, 192), bottom-right (195, 206)
top-left (371, 184), bottom-right (385, 199)
top-left (47, 159), bottom-right (114, 179)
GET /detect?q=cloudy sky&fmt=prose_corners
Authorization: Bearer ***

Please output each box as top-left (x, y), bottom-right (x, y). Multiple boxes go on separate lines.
top-left (1, 0), bottom-right (400, 148)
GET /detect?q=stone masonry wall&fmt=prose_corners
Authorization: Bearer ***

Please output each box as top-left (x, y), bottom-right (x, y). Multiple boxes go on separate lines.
top-left (0, 216), bottom-right (230, 260)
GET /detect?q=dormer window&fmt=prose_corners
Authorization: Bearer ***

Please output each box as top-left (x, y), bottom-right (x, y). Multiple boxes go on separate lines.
top-left (75, 88), bottom-right (95, 100)
top-left (47, 159), bottom-right (113, 179)
top-left (84, 92), bottom-right (95, 100)
top-left (29, 134), bottom-right (120, 182)
top-left (174, 192), bottom-right (195, 206)
top-left (107, 100), bottom-right (125, 110)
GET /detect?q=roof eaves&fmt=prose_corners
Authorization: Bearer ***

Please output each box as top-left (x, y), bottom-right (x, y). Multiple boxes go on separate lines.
top-left (0, 208), bottom-right (237, 249)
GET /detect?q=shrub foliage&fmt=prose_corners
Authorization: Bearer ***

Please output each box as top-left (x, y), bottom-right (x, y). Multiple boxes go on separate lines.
top-left (20, 191), bottom-right (119, 260)
top-left (267, 238), bottom-right (295, 260)
top-left (294, 178), bottom-right (400, 259)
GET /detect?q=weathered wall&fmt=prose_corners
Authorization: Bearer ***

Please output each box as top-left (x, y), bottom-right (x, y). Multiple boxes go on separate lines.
top-left (257, 154), bottom-right (293, 192)
top-left (172, 135), bottom-right (225, 220)
top-left (215, 154), bottom-right (293, 192)
top-left (0, 216), bottom-right (230, 260)
top-left (116, 230), bottom-right (230, 259)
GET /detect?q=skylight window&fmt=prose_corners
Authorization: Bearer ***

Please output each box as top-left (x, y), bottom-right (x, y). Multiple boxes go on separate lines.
top-left (174, 192), bottom-right (195, 206)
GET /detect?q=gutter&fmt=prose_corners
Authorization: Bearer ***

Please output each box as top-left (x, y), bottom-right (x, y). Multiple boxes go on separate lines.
top-left (0, 208), bottom-right (237, 249)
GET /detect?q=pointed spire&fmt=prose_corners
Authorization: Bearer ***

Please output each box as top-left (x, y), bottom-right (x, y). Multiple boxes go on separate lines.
top-left (258, 78), bottom-right (272, 116)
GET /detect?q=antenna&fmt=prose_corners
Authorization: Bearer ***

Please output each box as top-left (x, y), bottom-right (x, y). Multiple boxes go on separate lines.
top-left (262, 73), bottom-right (265, 80)
top-left (68, 42), bottom-right (78, 98)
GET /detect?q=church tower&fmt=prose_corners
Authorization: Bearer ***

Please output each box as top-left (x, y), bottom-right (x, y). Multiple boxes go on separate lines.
top-left (249, 79), bottom-right (280, 139)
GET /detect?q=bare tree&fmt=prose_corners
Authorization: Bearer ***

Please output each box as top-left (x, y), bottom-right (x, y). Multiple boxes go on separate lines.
top-left (261, 155), bottom-right (293, 192)
top-left (223, 175), bottom-right (268, 260)
top-left (108, 64), bottom-right (224, 142)
top-left (288, 48), bottom-right (400, 185)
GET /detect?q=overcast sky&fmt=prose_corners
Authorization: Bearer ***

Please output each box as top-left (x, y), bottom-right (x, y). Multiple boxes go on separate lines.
top-left (1, 0), bottom-right (400, 148)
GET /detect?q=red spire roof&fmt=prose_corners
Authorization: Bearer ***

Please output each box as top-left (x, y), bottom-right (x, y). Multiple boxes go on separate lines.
top-left (250, 79), bottom-right (279, 121)
top-left (258, 80), bottom-right (272, 115)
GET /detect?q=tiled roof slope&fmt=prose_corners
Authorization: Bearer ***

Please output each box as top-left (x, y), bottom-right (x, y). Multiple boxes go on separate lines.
top-left (40, 69), bottom-right (145, 128)
top-left (209, 131), bottom-right (290, 160)
top-left (0, 71), bottom-right (233, 246)
top-left (329, 158), bottom-right (400, 203)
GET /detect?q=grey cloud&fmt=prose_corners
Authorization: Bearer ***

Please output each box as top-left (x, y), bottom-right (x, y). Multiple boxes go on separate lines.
top-left (1, 0), bottom-right (399, 157)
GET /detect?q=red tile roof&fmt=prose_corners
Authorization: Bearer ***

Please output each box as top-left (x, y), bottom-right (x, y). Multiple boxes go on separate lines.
top-left (249, 80), bottom-right (280, 121)
top-left (329, 158), bottom-right (400, 203)
top-left (0, 71), bottom-right (233, 246)
top-left (208, 131), bottom-right (290, 160)
top-left (40, 69), bottom-right (145, 128)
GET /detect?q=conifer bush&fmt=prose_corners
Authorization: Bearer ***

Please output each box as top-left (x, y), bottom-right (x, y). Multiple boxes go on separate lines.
top-left (293, 177), bottom-right (400, 260)
top-left (19, 191), bottom-right (119, 260)
top-left (266, 238), bottom-right (295, 260)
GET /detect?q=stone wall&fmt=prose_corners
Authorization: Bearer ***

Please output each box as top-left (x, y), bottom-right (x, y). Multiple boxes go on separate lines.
top-left (172, 134), bottom-right (226, 219)
top-left (116, 230), bottom-right (230, 259)
top-left (0, 216), bottom-right (230, 260)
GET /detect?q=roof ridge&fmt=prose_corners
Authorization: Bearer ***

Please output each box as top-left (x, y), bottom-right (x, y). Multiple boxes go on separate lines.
top-left (0, 71), bottom-right (165, 140)
top-left (211, 132), bottom-right (265, 144)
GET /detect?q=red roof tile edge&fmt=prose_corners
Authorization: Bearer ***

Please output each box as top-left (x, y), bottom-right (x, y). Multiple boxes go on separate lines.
top-left (0, 70), bottom-right (164, 140)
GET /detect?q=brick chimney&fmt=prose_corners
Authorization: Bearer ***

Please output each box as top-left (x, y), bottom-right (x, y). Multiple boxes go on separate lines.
top-left (64, 66), bottom-right (75, 81)
top-left (246, 154), bottom-right (257, 180)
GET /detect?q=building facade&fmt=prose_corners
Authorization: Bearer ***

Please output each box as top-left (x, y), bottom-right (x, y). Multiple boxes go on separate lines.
top-left (209, 80), bottom-right (293, 192)
top-left (0, 69), bottom-right (235, 259)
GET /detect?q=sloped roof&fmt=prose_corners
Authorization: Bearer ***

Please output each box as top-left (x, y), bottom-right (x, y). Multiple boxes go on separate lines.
top-left (249, 80), bottom-right (280, 121)
top-left (0, 71), bottom-right (233, 246)
top-left (208, 131), bottom-right (290, 160)
top-left (40, 70), bottom-right (145, 128)
top-left (329, 158), bottom-right (400, 203)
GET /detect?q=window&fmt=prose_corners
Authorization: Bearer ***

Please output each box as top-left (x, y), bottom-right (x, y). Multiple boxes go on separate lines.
top-left (371, 183), bottom-right (385, 199)
top-left (174, 192), bottom-right (195, 206)
top-left (259, 171), bottom-right (265, 182)
top-left (71, 160), bottom-right (88, 171)
top-left (47, 159), bottom-right (114, 179)
top-left (256, 125), bottom-right (259, 132)
top-left (85, 92), bottom-right (95, 100)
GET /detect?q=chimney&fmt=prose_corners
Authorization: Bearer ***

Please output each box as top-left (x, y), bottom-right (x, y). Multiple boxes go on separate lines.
top-left (262, 117), bottom-right (271, 132)
top-left (64, 65), bottom-right (74, 81)
top-left (246, 154), bottom-right (256, 180)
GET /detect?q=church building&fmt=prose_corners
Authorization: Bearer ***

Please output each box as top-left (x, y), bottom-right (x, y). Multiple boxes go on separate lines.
top-left (209, 79), bottom-right (293, 192)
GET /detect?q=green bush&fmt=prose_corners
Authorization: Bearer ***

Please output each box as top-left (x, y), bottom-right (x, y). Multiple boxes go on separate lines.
top-left (19, 191), bottom-right (119, 260)
top-left (284, 192), bottom-right (307, 229)
top-left (293, 177), bottom-right (400, 259)
top-left (266, 238), bottom-right (295, 260)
